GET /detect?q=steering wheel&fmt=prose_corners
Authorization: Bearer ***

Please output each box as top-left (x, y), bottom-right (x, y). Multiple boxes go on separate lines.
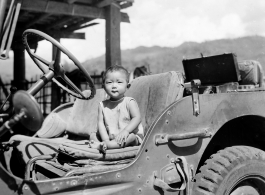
top-left (22, 29), bottom-right (95, 100)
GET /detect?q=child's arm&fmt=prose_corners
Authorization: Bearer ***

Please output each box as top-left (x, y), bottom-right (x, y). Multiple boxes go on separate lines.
top-left (98, 104), bottom-right (110, 142)
top-left (115, 99), bottom-right (141, 145)
top-left (89, 132), bottom-right (99, 142)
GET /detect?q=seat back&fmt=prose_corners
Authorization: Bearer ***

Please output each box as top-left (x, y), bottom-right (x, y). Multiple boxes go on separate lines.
top-left (66, 89), bottom-right (107, 138)
top-left (125, 71), bottom-right (184, 135)
top-left (238, 60), bottom-right (264, 87)
top-left (66, 71), bottom-right (184, 137)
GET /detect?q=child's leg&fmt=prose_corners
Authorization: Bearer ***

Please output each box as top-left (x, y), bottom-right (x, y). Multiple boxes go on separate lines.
top-left (103, 140), bottom-right (121, 149)
top-left (105, 133), bottom-right (138, 149)
top-left (124, 133), bottom-right (139, 147)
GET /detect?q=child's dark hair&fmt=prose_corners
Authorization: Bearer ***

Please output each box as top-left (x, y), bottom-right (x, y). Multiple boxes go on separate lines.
top-left (103, 65), bottom-right (129, 83)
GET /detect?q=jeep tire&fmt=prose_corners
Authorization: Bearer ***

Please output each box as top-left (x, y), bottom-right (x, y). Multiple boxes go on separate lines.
top-left (193, 146), bottom-right (265, 195)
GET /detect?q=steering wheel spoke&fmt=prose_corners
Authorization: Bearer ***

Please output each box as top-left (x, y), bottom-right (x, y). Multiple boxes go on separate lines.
top-left (30, 50), bottom-right (51, 66)
top-left (61, 74), bottom-right (86, 98)
top-left (32, 57), bottom-right (48, 73)
top-left (22, 29), bottom-right (95, 100)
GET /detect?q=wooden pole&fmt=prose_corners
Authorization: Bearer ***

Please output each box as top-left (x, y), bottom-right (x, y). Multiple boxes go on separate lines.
top-left (51, 38), bottom-right (61, 110)
top-left (12, 45), bottom-right (26, 90)
top-left (105, 3), bottom-right (121, 69)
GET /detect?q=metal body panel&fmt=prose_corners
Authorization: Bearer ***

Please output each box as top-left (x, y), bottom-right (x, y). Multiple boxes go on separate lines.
top-left (1, 90), bottom-right (265, 194)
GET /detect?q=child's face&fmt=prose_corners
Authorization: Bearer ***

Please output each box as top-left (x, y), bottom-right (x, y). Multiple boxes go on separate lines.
top-left (104, 71), bottom-right (128, 100)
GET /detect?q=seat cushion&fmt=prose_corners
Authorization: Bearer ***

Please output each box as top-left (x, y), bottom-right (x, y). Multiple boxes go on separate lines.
top-left (59, 142), bottom-right (139, 161)
top-left (66, 89), bottom-right (107, 137)
top-left (125, 71), bottom-right (184, 134)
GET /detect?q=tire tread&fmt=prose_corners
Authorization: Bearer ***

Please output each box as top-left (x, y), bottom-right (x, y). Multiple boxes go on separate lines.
top-left (193, 146), bottom-right (265, 195)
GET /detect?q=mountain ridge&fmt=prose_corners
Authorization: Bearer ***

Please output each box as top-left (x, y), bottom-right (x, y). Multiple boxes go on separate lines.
top-left (1, 35), bottom-right (265, 82)
top-left (83, 35), bottom-right (265, 74)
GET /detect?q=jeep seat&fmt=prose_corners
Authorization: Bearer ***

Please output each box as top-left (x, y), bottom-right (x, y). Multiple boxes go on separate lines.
top-left (238, 60), bottom-right (264, 87)
top-left (7, 71), bottom-right (184, 178)
top-left (57, 71), bottom-right (184, 161)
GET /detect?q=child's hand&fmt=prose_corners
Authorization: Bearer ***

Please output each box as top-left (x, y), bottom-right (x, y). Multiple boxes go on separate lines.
top-left (115, 130), bottom-right (129, 147)
top-left (109, 134), bottom-right (115, 140)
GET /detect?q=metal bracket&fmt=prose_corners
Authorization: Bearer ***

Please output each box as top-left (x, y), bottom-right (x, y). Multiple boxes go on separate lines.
top-left (0, 0), bottom-right (21, 59)
top-left (191, 79), bottom-right (201, 116)
top-left (153, 157), bottom-right (189, 192)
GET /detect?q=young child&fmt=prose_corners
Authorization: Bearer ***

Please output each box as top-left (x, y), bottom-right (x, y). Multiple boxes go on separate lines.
top-left (90, 65), bottom-right (143, 152)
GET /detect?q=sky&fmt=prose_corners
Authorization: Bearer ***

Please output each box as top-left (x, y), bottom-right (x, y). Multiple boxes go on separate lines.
top-left (58, 0), bottom-right (265, 62)
top-left (2, 0), bottom-right (265, 79)
top-left (33, 0), bottom-right (265, 63)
